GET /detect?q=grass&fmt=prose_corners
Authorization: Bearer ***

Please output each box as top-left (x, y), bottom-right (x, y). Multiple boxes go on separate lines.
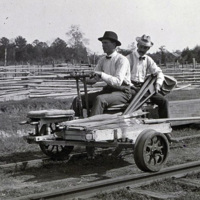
top-left (0, 97), bottom-right (73, 157)
top-left (0, 97), bottom-right (73, 131)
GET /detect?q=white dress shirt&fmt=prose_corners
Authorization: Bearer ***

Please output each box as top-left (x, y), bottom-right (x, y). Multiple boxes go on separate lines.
top-left (95, 51), bottom-right (131, 86)
top-left (126, 51), bottom-right (164, 86)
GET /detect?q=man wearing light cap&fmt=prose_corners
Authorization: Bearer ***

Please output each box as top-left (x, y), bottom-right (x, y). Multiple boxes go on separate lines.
top-left (126, 34), bottom-right (169, 118)
top-left (71, 31), bottom-right (132, 116)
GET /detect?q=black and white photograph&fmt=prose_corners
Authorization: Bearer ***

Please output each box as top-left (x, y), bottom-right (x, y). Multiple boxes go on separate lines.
top-left (0, 0), bottom-right (200, 199)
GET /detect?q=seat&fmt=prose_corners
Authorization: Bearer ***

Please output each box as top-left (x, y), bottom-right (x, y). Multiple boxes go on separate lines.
top-left (106, 101), bottom-right (156, 116)
top-left (27, 109), bottom-right (75, 119)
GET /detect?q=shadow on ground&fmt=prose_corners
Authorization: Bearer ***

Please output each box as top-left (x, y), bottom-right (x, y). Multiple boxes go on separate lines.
top-left (11, 153), bottom-right (132, 183)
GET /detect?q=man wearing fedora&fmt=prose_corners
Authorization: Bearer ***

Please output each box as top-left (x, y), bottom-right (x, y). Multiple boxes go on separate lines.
top-left (126, 34), bottom-right (169, 118)
top-left (71, 31), bottom-right (132, 117)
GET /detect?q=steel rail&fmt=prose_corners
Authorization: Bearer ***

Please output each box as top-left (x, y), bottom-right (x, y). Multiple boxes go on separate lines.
top-left (12, 160), bottom-right (200, 200)
top-left (0, 152), bottom-right (88, 171)
top-left (1, 134), bottom-right (200, 171)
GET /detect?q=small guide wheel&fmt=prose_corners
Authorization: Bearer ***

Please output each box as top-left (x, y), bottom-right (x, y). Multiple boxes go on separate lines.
top-left (39, 124), bottom-right (74, 160)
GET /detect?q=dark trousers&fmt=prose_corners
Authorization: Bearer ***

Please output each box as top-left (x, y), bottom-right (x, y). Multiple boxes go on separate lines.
top-left (150, 93), bottom-right (169, 118)
top-left (71, 88), bottom-right (132, 117)
top-left (130, 89), bottom-right (169, 118)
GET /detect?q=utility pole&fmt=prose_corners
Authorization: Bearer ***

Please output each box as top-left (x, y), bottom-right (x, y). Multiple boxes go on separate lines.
top-left (93, 53), bottom-right (95, 65)
top-left (4, 47), bottom-right (7, 66)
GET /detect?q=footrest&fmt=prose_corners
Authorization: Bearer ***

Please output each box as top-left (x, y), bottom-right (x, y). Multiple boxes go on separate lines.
top-left (27, 109), bottom-right (75, 118)
top-left (106, 104), bottom-right (128, 111)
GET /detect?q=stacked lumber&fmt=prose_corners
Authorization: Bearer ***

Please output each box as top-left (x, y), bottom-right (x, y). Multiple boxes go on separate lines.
top-left (1, 64), bottom-right (200, 102)
top-left (0, 76), bottom-right (103, 101)
top-left (0, 78), bottom-right (39, 101)
top-left (0, 65), bottom-right (97, 101)
top-left (62, 111), bottom-right (147, 130)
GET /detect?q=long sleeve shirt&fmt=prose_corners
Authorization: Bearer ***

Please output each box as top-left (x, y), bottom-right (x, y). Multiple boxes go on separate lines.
top-left (126, 51), bottom-right (164, 86)
top-left (94, 51), bottom-right (131, 86)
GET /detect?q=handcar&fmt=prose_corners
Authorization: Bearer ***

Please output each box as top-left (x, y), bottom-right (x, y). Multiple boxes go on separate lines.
top-left (20, 72), bottom-right (178, 172)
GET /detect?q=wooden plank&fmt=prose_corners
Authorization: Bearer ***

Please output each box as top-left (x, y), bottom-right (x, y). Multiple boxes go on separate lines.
top-left (61, 111), bottom-right (145, 126)
top-left (0, 91), bottom-right (29, 102)
top-left (0, 90), bottom-right (29, 97)
top-left (33, 84), bottom-right (78, 88)
top-left (169, 99), bottom-right (200, 117)
top-left (29, 88), bottom-right (72, 92)
top-left (144, 117), bottom-right (200, 124)
top-left (173, 84), bottom-right (191, 90)
top-left (89, 123), bottom-right (171, 142)
top-left (144, 99), bottom-right (200, 126)
top-left (29, 92), bottom-right (77, 98)
top-left (0, 88), bottom-right (25, 95)
top-left (0, 86), bottom-right (24, 90)
top-left (169, 99), bottom-right (200, 125)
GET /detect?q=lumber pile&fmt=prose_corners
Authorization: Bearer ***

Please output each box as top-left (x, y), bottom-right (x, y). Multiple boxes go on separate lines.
top-left (0, 64), bottom-right (99, 102)
top-left (62, 111), bottom-right (149, 130)
top-left (1, 64), bottom-right (200, 102)
top-left (0, 76), bottom-right (103, 101)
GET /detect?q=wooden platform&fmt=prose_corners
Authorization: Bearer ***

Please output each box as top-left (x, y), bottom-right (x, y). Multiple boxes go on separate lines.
top-left (169, 99), bottom-right (200, 126)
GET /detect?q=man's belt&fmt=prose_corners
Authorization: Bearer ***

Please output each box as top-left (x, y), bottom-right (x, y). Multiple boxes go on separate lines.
top-left (131, 81), bottom-right (143, 87)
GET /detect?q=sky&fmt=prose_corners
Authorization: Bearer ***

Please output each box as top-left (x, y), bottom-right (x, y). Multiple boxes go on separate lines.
top-left (0, 0), bottom-right (200, 55)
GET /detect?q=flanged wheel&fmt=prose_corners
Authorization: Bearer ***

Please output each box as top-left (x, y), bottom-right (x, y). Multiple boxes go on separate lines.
top-left (39, 124), bottom-right (74, 160)
top-left (134, 129), bottom-right (169, 172)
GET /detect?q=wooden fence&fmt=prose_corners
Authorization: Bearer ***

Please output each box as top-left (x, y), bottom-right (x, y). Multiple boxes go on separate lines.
top-left (162, 63), bottom-right (200, 84)
top-left (0, 63), bottom-right (200, 102)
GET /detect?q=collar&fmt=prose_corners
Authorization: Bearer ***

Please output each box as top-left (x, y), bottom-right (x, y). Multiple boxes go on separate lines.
top-left (135, 51), bottom-right (146, 59)
top-left (106, 51), bottom-right (117, 59)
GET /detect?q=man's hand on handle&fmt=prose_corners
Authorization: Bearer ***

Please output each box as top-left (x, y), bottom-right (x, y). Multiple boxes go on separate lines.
top-left (90, 71), bottom-right (102, 79)
top-left (155, 83), bottom-right (161, 93)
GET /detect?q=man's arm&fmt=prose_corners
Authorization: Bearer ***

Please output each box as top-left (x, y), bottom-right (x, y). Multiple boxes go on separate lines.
top-left (100, 56), bottom-right (130, 86)
top-left (85, 58), bottom-right (104, 85)
top-left (147, 57), bottom-right (165, 92)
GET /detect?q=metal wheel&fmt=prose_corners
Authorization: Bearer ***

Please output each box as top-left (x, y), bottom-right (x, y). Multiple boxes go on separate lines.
top-left (134, 129), bottom-right (169, 172)
top-left (39, 124), bottom-right (74, 160)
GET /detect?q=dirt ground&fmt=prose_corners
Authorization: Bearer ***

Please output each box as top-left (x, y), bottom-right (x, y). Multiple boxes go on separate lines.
top-left (1, 132), bottom-right (200, 199)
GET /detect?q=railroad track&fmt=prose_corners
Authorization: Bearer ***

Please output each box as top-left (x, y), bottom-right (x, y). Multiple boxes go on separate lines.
top-left (1, 134), bottom-right (200, 199)
top-left (0, 152), bottom-right (88, 171)
top-left (11, 160), bottom-right (200, 200)
top-left (1, 133), bottom-right (200, 171)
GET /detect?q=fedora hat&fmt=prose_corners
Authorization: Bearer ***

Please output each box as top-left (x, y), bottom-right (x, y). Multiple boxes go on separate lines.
top-left (136, 34), bottom-right (153, 47)
top-left (98, 31), bottom-right (121, 46)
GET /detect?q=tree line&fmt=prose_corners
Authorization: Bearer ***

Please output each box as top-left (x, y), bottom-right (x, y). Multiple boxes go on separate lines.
top-left (0, 24), bottom-right (199, 66)
top-left (0, 25), bottom-right (95, 66)
top-left (150, 46), bottom-right (200, 66)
